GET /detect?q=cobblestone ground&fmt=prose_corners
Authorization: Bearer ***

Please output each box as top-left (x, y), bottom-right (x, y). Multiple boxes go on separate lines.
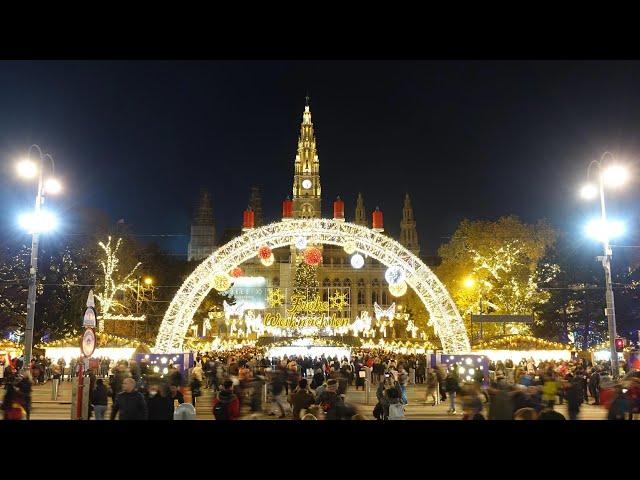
top-left (0, 380), bottom-right (610, 420)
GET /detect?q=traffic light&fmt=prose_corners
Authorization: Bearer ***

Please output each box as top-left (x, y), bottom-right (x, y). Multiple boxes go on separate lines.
top-left (615, 337), bottom-right (625, 352)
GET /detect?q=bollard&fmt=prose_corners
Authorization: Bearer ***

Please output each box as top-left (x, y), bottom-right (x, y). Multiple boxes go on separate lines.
top-left (365, 378), bottom-right (370, 405)
top-left (51, 378), bottom-right (58, 400)
top-left (263, 382), bottom-right (268, 404)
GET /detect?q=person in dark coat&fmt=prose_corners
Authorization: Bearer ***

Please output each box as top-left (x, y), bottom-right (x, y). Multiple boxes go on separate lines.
top-left (588, 368), bottom-right (601, 405)
top-left (310, 368), bottom-right (325, 390)
top-left (146, 383), bottom-right (174, 420)
top-left (289, 379), bottom-right (315, 420)
top-left (90, 378), bottom-right (109, 420)
top-left (565, 374), bottom-right (583, 420)
top-left (110, 378), bottom-right (148, 420)
top-left (15, 373), bottom-right (33, 420)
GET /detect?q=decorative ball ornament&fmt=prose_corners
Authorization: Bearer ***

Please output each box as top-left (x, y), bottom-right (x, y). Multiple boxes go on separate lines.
top-left (294, 236), bottom-right (308, 250)
top-left (258, 245), bottom-right (272, 260)
top-left (388, 281), bottom-right (408, 297)
top-left (385, 266), bottom-right (406, 286)
top-left (260, 253), bottom-right (275, 267)
top-left (212, 273), bottom-right (233, 292)
top-left (343, 240), bottom-right (356, 255)
top-left (303, 247), bottom-right (322, 266)
top-left (350, 253), bottom-right (364, 269)
top-left (230, 267), bottom-right (243, 278)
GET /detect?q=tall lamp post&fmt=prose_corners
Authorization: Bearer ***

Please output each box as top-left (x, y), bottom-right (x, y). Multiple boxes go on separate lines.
top-left (580, 152), bottom-right (629, 379)
top-left (15, 145), bottom-right (62, 372)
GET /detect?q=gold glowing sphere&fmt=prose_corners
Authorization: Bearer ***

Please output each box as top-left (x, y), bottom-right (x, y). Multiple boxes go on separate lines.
top-left (212, 273), bottom-right (233, 291)
top-left (343, 240), bottom-right (356, 255)
top-left (463, 277), bottom-right (476, 289)
top-left (143, 277), bottom-right (153, 286)
top-left (388, 281), bottom-right (407, 297)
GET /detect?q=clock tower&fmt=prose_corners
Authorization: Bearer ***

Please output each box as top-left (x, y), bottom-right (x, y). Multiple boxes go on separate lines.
top-left (292, 98), bottom-right (321, 218)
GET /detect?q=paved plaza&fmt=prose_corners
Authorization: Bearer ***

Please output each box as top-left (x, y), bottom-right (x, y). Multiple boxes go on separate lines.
top-left (1, 380), bottom-right (609, 420)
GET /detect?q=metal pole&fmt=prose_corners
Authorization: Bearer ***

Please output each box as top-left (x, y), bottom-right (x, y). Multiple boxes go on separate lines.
top-left (23, 161), bottom-right (44, 374)
top-left (598, 164), bottom-right (619, 379)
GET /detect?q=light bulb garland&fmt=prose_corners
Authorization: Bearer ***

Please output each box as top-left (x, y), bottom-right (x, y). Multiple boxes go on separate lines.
top-left (343, 240), bottom-right (356, 255)
top-left (230, 267), bottom-right (243, 278)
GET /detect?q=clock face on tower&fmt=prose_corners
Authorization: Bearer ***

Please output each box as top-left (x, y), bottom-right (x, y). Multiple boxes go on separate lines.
top-left (302, 179), bottom-right (312, 189)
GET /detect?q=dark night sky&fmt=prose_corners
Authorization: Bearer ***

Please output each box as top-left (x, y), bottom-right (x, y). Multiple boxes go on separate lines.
top-left (1, 60), bottom-right (640, 257)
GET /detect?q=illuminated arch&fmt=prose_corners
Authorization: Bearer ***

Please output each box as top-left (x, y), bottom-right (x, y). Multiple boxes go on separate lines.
top-left (154, 219), bottom-right (470, 353)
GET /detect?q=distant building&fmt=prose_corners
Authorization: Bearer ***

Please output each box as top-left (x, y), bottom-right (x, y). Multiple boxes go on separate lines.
top-left (186, 100), bottom-right (435, 323)
top-left (248, 186), bottom-right (263, 227)
top-left (187, 190), bottom-right (216, 262)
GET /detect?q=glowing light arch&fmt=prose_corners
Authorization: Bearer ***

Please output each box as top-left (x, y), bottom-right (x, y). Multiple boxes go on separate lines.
top-left (154, 219), bottom-right (470, 353)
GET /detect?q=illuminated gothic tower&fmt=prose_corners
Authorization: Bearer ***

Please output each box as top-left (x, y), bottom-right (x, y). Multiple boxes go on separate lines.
top-left (399, 193), bottom-right (420, 255)
top-left (248, 186), bottom-right (263, 227)
top-left (188, 190), bottom-right (216, 261)
top-left (354, 192), bottom-right (367, 227)
top-left (292, 98), bottom-right (321, 219)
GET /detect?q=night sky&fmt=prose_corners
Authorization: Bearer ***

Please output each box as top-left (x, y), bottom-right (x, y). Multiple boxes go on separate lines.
top-left (1, 60), bottom-right (640, 257)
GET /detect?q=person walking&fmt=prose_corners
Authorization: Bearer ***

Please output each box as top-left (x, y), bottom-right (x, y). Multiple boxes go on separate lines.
top-left (269, 369), bottom-right (288, 418)
top-left (146, 383), bottom-right (174, 420)
top-left (16, 372), bottom-right (33, 420)
top-left (445, 365), bottom-right (461, 414)
top-left (110, 378), bottom-right (148, 420)
top-left (565, 374), bottom-right (582, 420)
top-left (588, 368), bottom-right (601, 405)
top-left (91, 379), bottom-right (109, 420)
top-left (425, 367), bottom-right (438, 406)
top-left (190, 365), bottom-right (203, 408)
top-left (397, 364), bottom-right (409, 405)
top-left (212, 380), bottom-right (240, 420)
top-left (289, 379), bottom-right (315, 420)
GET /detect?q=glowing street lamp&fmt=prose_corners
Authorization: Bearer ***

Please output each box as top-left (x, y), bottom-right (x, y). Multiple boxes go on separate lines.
top-left (463, 277), bottom-right (476, 289)
top-left (144, 277), bottom-right (154, 286)
top-left (579, 152), bottom-right (630, 379)
top-left (14, 144), bottom-right (62, 372)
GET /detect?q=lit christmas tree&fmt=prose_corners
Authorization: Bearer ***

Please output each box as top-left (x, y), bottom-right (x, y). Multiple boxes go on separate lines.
top-left (293, 259), bottom-right (319, 303)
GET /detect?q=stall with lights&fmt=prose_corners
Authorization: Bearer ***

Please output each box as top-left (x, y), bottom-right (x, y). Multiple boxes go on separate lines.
top-left (433, 354), bottom-right (490, 384)
top-left (134, 352), bottom-right (194, 377)
top-left (470, 335), bottom-right (573, 364)
top-left (38, 332), bottom-right (150, 365)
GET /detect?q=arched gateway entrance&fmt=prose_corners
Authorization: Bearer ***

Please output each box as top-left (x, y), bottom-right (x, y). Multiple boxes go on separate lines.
top-left (154, 219), bottom-right (470, 353)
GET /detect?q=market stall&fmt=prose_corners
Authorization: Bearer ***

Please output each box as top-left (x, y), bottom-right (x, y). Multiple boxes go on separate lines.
top-left (37, 332), bottom-right (150, 365)
top-left (470, 335), bottom-right (573, 364)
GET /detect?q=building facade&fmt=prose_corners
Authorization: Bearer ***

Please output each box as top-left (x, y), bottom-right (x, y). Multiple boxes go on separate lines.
top-left (188, 101), bottom-right (428, 322)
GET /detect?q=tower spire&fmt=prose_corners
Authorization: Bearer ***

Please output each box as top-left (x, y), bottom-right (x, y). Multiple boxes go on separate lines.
top-left (400, 193), bottom-right (420, 255)
top-left (354, 192), bottom-right (367, 227)
top-left (188, 189), bottom-right (216, 261)
top-left (292, 100), bottom-right (321, 218)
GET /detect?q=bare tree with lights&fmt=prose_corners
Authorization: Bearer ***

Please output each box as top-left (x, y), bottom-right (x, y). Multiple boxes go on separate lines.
top-left (94, 236), bottom-right (141, 331)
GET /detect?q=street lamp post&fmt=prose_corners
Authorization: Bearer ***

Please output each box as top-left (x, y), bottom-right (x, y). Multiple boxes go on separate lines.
top-left (16, 145), bottom-right (61, 373)
top-left (581, 152), bottom-right (628, 379)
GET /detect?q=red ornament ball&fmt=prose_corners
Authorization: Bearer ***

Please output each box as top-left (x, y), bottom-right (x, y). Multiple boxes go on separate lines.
top-left (303, 247), bottom-right (322, 266)
top-left (230, 267), bottom-right (243, 278)
top-left (258, 245), bottom-right (272, 260)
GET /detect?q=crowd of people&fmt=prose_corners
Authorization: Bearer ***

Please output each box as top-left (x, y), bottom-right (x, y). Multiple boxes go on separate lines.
top-left (1, 348), bottom-right (639, 421)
